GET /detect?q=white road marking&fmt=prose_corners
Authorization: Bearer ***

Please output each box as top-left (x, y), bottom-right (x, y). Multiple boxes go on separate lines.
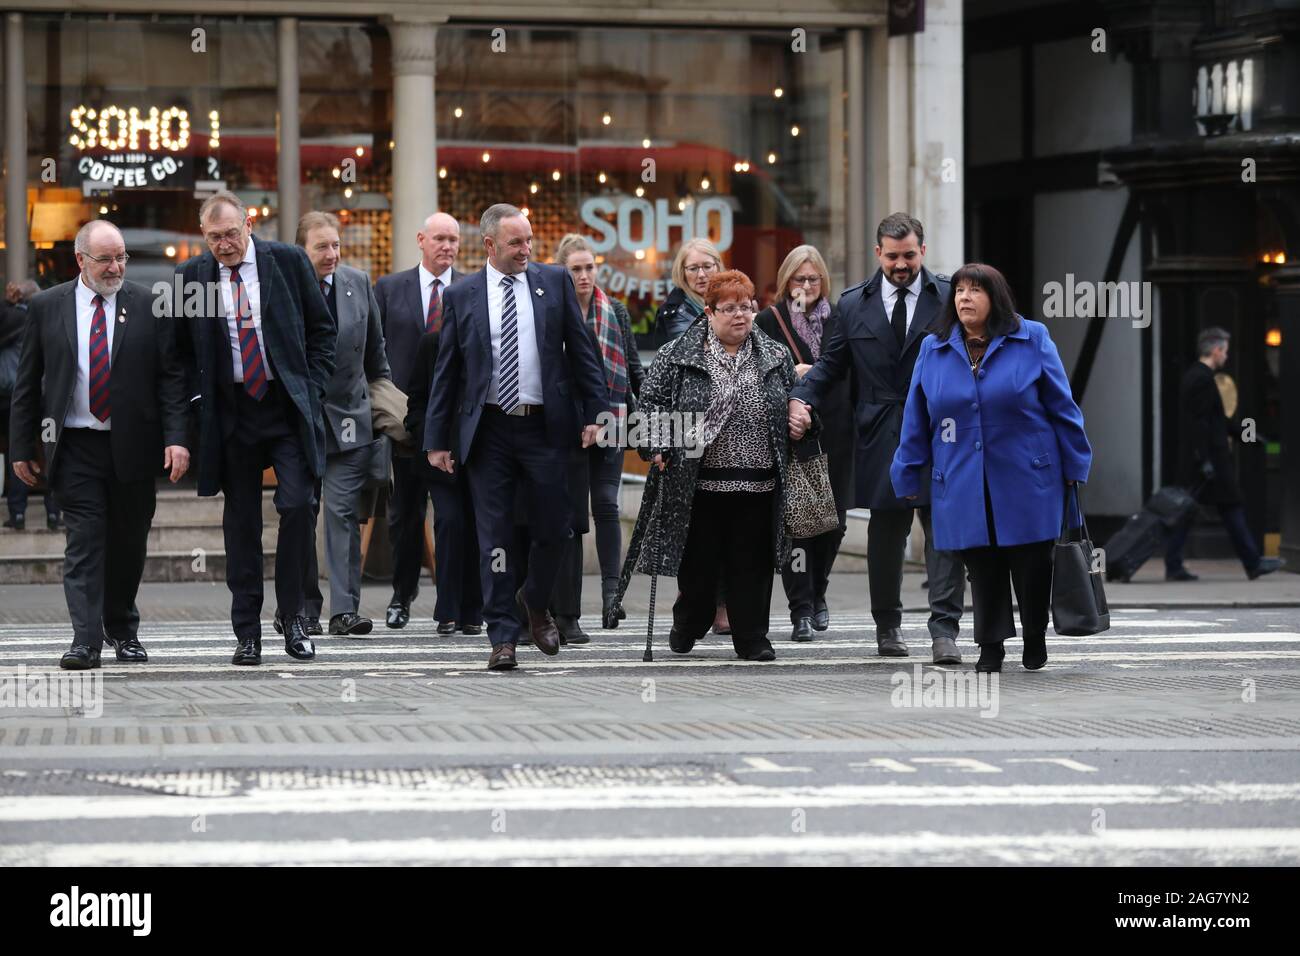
top-left (735, 757), bottom-right (812, 774)
top-left (4, 829), bottom-right (1300, 865)
top-left (910, 757), bottom-right (1002, 773)
top-left (1005, 758), bottom-right (1099, 773)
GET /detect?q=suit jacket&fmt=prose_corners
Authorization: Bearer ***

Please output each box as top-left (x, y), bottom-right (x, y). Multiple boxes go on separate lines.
top-left (755, 299), bottom-right (854, 512)
top-left (8, 278), bottom-right (188, 482)
top-left (790, 266), bottom-right (950, 510)
top-left (173, 237), bottom-right (336, 496)
top-left (322, 264), bottom-right (391, 455)
top-left (1177, 361), bottom-right (1239, 504)
top-left (424, 262), bottom-right (610, 465)
top-left (891, 317), bottom-right (1092, 550)
top-left (375, 265), bottom-right (462, 393)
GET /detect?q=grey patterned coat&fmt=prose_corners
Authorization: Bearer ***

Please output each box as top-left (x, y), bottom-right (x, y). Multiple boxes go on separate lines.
top-left (615, 317), bottom-right (800, 603)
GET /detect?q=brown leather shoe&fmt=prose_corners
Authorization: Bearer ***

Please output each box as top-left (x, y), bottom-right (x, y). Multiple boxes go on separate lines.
top-left (516, 587), bottom-right (561, 656)
top-left (488, 643), bottom-right (517, 670)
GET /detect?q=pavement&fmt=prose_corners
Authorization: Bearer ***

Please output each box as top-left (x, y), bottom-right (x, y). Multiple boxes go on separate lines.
top-left (0, 570), bottom-right (1297, 866)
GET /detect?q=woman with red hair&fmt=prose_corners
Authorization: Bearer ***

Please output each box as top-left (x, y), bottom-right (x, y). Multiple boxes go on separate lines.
top-left (616, 270), bottom-right (800, 661)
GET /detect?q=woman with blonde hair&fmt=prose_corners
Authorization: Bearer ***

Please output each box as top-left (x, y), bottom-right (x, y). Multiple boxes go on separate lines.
top-left (755, 244), bottom-right (853, 641)
top-left (658, 238), bottom-right (722, 341)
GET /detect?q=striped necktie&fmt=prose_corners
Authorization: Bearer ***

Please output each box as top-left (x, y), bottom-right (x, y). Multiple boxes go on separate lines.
top-left (425, 278), bottom-right (443, 333)
top-left (498, 275), bottom-right (520, 413)
top-left (230, 265), bottom-right (268, 400)
top-left (88, 294), bottom-right (111, 422)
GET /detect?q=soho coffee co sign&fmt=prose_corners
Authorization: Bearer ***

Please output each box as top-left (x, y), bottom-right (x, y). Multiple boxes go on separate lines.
top-left (68, 104), bottom-right (217, 190)
top-left (579, 196), bottom-right (734, 301)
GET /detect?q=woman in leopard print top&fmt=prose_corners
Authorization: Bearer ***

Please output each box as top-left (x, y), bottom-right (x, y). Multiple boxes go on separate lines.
top-left (615, 270), bottom-right (801, 661)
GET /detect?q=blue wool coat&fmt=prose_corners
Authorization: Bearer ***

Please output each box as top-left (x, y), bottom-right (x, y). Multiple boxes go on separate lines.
top-left (890, 316), bottom-right (1092, 551)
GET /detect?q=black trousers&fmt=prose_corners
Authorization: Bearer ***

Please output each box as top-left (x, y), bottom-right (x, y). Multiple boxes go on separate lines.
top-left (49, 429), bottom-right (155, 650)
top-left (960, 539), bottom-right (1055, 646)
top-left (219, 382), bottom-right (316, 641)
top-left (388, 447), bottom-right (429, 604)
top-left (465, 408), bottom-right (572, 646)
top-left (427, 469), bottom-right (483, 625)
top-left (867, 506), bottom-right (965, 638)
top-left (781, 509), bottom-right (846, 621)
top-left (674, 488), bottom-right (775, 655)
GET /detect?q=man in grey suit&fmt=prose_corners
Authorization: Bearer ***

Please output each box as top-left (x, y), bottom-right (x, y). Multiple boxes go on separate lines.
top-left (291, 211), bottom-right (392, 635)
top-left (374, 211), bottom-right (463, 628)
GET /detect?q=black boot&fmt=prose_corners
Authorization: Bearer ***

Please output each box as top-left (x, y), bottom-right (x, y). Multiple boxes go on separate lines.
top-left (1022, 633), bottom-right (1047, 670)
top-left (976, 642), bottom-right (1005, 673)
top-left (601, 582), bottom-right (621, 629)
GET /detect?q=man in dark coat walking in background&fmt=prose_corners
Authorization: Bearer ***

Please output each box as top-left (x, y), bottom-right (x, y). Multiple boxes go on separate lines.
top-left (788, 212), bottom-right (966, 664)
top-left (1165, 326), bottom-right (1282, 580)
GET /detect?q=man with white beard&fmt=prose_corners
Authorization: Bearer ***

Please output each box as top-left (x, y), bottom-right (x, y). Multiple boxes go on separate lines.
top-left (8, 220), bottom-right (191, 668)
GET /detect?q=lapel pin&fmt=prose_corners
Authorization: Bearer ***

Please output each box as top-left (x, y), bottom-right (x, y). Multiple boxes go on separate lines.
top-left (345, 289), bottom-right (353, 296)
top-left (535, 287), bottom-right (544, 297)
top-left (118, 311), bottom-right (126, 323)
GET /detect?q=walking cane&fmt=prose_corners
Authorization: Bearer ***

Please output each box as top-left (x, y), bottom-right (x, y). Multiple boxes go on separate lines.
top-left (643, 467), bottom-right (666, 663)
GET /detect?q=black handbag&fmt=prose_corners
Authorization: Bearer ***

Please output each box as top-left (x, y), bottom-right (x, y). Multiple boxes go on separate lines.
top-left (1051, 483), bottom-right (1111, 636)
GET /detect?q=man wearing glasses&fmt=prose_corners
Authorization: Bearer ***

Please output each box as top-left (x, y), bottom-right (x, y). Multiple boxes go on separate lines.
top-left (174, 191), bottom-right (336, 665)
top-left (8, 220), bottom-right (190, 669)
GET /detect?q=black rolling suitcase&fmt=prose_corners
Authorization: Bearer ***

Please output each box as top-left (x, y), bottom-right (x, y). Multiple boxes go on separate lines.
top-left (1104, 485), bottom-right (1200, 582)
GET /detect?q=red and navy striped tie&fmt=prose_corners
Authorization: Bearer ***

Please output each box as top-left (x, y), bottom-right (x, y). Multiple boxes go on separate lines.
top-left (88, 294), bottom-right (111, 422)
top-left (230, 265), bottom-right (268, 400)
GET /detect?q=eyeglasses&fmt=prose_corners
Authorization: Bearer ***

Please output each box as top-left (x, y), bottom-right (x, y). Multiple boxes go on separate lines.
top-left (713, 304), bottom-right (755, 317)
top-left (684, 262), bottom-right (718, 275)
top-left (204, 228), bottom-right (244, 245)
top-left (82, 253), bottom-right (129, 266)
top-left (791, 275), bottom-right (821, 285)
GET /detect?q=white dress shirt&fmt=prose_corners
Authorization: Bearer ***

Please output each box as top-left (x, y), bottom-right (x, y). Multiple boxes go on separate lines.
top-left (219, 238), bottom-right (274, 383)
top-left (418, 262), bottom-right (455, 321)
top-left (66, 274), bottom-right (117, 430)
top-left (484, 261), bottom-right (543, 405)
top-left (881, 272), bottom-right (924, 334)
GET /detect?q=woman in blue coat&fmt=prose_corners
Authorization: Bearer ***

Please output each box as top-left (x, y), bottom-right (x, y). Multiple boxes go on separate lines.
top-left (891, 264), bottom-right (1092, 673)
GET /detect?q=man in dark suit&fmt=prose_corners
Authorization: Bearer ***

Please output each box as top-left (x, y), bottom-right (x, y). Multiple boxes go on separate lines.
top-left (425, 203), bottom-right (609, 670)
top-left (374, 211), bottom-right (463, 629)
top-left (2, 279), bottom-right (63, 532)
top-left (1166, 326), bottom-right (1283, 580)
top-left (788, 212), bottom-right (966, 664)
top-left (292, 211), bottom-right (391, 635)
top-left (8, 220), bottom-right (190, 669)
top-left (174, 191), bottom-right (336, 665)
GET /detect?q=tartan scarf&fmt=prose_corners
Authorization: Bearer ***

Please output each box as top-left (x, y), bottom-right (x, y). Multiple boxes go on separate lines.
top-left (588, 285), bottom-right (629, 426)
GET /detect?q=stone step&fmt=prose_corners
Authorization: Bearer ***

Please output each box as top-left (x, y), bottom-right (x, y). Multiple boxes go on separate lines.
top-left (0, 551), bottom-right (279, 586)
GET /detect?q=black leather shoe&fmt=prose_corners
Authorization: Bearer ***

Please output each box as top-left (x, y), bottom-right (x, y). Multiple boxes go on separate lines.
top-left (1248, 557), bottom-right (1284, 580)
top-left (976, 642), bottom-right (1005, 673)
top-left (329, 613), bottom-right (373, 636)
top-left (273, 613), bottom-right (285, 635)
top-left (932, 636), bottom-right (962, 665)
top-left (812, 601), bottom-right (830, 632)
top-left (386, 600), bottom-right (411, 629)
top-left (668, 626), bottom-right (696, 655)
top-left (284, 616), bottom-right (316, 660)
top-left (1165, 567), bottom-right (1198, 581)
top-left (737, 641), bottom-right (776, 662)
top-left (790, 617), bottom-right (814, 642)
top-left (3, 513), bottom-right (24, 531)
top-left (104, 635), bottom-right (148, 663)
top-left (60, 645), bottom-right (101, 670)
top-left (1022, 633), bottom-right (1047, 670)
top-left (876, 627), bottom-right (909, 657)
top-left (556, 616), bottom-right (590, 645)
top-left (305, 617), bottom-right (323, 636)
top-left (488, 643), bottom-right (517, 670)
top-left (460, 623), bottom-right (482, 636)
top-left (232, 637), bottom-right (262, 666)
top-left (436, 621), bottom-right (456, 634)
top-left (47, 514), bottom-right (64, 531)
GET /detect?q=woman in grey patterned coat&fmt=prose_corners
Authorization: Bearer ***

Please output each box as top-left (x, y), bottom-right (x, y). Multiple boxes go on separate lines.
top-left (615, 270), bottom-right (799, 661)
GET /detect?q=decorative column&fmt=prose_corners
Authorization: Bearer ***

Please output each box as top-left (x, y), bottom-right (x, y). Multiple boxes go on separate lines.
top-left (385, 17), bottom-right (441, 271)
top-left (5, 13), bottom-right (28, 284)
top-left (277, 18), bottom-right (301, 243)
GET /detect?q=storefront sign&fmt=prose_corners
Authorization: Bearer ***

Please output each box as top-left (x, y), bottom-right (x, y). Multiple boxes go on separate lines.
top-left (68, 104), bottom-right (216, 190)
top-left (77, 154), bottom-right (191, 189)
top-left (580, 196), bottom-right (733, 254)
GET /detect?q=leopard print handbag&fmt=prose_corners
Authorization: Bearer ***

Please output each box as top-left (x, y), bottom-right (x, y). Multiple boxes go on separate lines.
top-left (785, 436), bottom-right (840, 538)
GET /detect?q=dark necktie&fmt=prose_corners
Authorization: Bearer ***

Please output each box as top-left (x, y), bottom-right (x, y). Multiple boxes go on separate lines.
top-left (319, 278), bottom-right (329, 298)
top-left (891, 287), bottom-right (909, 348)
top-left (425, 278), bottom-right (443, 333)
top-left (230, 265), bottom-right (268, 400)
top-left (498, 276), bottom-right (520, 413)
top-left (88, 294), bottom-right (111, 422)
